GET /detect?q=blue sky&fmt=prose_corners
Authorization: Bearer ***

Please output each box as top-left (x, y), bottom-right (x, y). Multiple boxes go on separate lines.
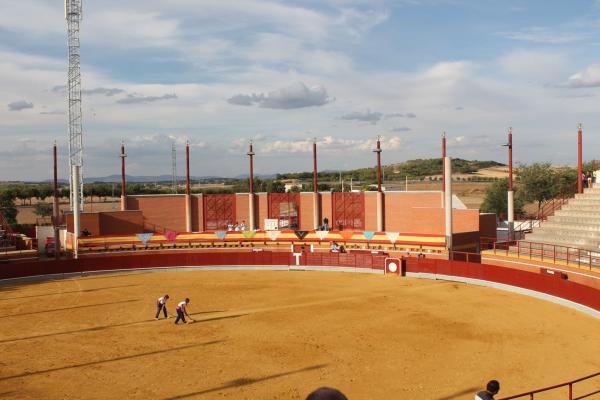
top-left (2, 0), bottom-right (600, 180)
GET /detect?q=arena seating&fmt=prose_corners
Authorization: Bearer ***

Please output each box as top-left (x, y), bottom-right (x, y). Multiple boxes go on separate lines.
top-left (525, 185), bottom-right (600, 250)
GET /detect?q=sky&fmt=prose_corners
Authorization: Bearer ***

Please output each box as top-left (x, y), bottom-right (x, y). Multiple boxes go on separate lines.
top-left (2, 0), bottom-right (600, 181)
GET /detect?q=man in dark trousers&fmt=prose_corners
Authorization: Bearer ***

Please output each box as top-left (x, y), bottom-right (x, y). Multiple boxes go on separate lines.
top-left (174, 298), bottom-right (194, 324)
top-left (475, 380), bottom-right (500, 400)
top-left (154, 294), bottom-right (169, 320)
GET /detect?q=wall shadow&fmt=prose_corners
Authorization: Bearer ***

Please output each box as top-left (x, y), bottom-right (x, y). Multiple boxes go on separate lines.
top-left (0, 284), bottom-right (139, 301)
top-left (433, 386), bottom-right (480, 400)
top-left (163, 364), bottom-right (327, 400)
top-left (0, 312), bottom-right (247, 344)
top-left (0, 340), bottom-right (224, 381)
top-left (0, 299), bottom-right (140, 319)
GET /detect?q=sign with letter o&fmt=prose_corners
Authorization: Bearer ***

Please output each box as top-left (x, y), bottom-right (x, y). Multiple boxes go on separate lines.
top-left (385, 257), bottom-right (401, 275)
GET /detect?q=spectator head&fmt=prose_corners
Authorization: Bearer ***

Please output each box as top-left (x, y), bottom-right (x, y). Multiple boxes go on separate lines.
top-left (306, 387), bottom-right (348, 400)
top-left (185, 298), bottom-right (190, 303)
top-left (486, 380), bottom-right (500, 394)
top-left (164, 295), bottom-right (169, 299)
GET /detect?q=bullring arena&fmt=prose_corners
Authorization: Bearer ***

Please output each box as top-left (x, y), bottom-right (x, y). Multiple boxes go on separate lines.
top-left (1, 248), bottom-right (599, 399)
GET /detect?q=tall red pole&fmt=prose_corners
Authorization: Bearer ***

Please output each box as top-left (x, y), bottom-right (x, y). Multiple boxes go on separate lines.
top-left (247, 141), bottom-right (255, 193)
top-left (374, 136), bottom-right (382, 192)
top-left (247, 141), bottom-right (256, 230)
top-left (578, 123), bottom-right (583, 194)
top-left (442, 132), bottom-right (446, 192)
top-left (53, 141), bottom-right (59, 220)
top-left (313, 138), bottom-right (318, 193)
top-left (52, 141), bottom-right (60, 259)
top-left (508, 128), bottom-right (513, 191)
top-left (120, 141), bottom-right (127, 211)
top-left (185, 141), bottom-right (191, 196)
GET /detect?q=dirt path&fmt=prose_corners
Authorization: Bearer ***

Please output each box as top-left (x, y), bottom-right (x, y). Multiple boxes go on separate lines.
top-left (0, 270), bottom-right (598, 399)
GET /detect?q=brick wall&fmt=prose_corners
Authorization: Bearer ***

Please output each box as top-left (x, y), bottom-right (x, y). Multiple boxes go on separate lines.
top-left (300, 193), bottom-right (315, 230)
top-left (364, 192), bottom-right (378, 231)
top-left (99, 211), bottom-right (144, 235)
top-left (127, 195), bottom-right (186, 232)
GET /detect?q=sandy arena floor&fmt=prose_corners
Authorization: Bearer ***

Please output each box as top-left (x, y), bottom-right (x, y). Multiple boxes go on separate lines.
top-left (0, 270), bottom-right (599, 399)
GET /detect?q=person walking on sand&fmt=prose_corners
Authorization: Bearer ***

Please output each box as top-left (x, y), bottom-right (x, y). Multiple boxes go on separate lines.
top-left (174, 298), bottom-right (194, 324)
top-left (154, 294), bottom-right (170, 320)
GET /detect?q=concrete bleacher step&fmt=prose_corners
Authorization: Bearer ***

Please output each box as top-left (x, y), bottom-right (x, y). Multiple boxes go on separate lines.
top-left (542, 222), bottom-right (600, 232)
top-left (553, 209), bottom-right (600, 218)
top-left (564, 198), bottom-right (600, 206)
top-left (560, 204), bottom-right (600, 211)
top-left (531, 227), bottom-right (600, 239)
top-left (548, 215), bottom-right (600, 225)
top-left (524, 233), bottom-right (598, 250)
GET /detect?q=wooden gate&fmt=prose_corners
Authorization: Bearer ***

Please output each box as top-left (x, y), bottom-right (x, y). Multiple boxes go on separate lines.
top-left (332, 192), bottom-right (364, 230)
top-left (203, 194), bottom-right (235, 231)
top-left (268, 193), bottom-right (300, 229)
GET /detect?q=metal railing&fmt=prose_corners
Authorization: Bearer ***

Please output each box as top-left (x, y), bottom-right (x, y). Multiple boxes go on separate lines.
top-left (481, 238), bottom-right (600, 271)
top-left (499, 371), bottom-right (600, 400)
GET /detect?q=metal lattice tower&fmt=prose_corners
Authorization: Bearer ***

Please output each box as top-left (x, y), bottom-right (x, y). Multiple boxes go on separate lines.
top-left (171, 142), bottom-right (178, 194)
top-left (65, 0), bottom-right (84, 210)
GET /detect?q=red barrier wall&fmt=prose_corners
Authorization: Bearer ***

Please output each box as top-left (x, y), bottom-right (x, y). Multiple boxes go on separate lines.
top-left (2, 254), bottom-right (598, 315)
top-left (405, 258), bottom-right (600, 313)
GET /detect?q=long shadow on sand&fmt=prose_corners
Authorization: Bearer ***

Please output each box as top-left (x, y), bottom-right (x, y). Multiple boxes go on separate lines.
top-left (0, 299), bottom-right (141, 319)
top-left (433, 386), bottom-right (480, 400)
top-left (163, 364), bottom-right (328, 400)
top-left (0, 284), bottom-right (140, 301)
top-left (0, 340), bottom-right (224, 381)
top-left (0, 313), bottom-right (248, 344)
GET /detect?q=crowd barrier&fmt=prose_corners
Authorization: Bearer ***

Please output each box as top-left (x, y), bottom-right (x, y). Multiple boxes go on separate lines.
top-left (1, 251), bottom-right (598, 316)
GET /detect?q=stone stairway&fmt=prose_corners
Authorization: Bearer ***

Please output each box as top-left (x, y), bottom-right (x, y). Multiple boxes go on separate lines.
top-left (524, 186), bottom-right (600, 251)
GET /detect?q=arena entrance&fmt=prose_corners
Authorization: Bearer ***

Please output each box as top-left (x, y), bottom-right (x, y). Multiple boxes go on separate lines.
top-left (332, 192), bottom-right (365, 230)
top-left (268, 193), bottom-right (300, 229)
top-left (203, 194), bottom-right (235, 230)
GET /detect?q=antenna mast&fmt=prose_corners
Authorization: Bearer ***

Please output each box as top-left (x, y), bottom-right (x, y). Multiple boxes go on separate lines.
top-left (65, 0), bottom-right (84, 210)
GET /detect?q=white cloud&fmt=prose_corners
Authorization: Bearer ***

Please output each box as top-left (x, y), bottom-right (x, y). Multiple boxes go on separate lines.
top-left (498, 26), bottom-right (588, 44)
top-left (499, 50), bottom-right (569, 83)
top-left (568, 64), bottom-right (600, 88)
top-left (256, 135), bottom-right (402, 154)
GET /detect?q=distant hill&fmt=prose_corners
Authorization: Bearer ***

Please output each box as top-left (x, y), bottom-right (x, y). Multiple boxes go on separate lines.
top-left (277, 158), bottom-right (505, 181)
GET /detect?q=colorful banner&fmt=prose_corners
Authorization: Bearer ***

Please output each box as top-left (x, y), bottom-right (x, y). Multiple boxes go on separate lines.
top-left (294, 230), bottom-right (308, 240)
top-left (386, 232), bottom-right (399, 244)
top-left (165, 231), bottom-right (178, 241)
top-left (363, 231), bottom-right (375, 240)
top-left (315, 231), bottom-right (328, 241)
top-left (267, 230), bottom-right (281, 241)
top-left (242, 230), bottom-right (256, 238)
top-left (136, 233), bottom-right (153, 244)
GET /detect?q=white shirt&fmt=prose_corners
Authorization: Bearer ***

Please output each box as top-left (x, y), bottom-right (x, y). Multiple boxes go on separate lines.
top-left (157, 296), bottom-right (168, 305)
top-left (177, 301), bottom-right (187, 310)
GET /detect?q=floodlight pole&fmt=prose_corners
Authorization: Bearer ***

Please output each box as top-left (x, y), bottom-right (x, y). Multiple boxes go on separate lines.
top-left (247, 141), bottom-right (255, 230)
top-left (120, 141), bottom-right (127, 211)
top-left (53, 141), bottom-right (61, 259)
top-left (442, 131), bottom-right (446, 193)
top-left (313, 138), bottom-right (320, 230)
top-left (185, 141), bottom-right (192, 232)
top-left (444, 157), bottom-right (453, 254)
top-left (578, 123), bottom-right (583, 194)
top-left (507, 128), bottom-right (514, 241)
top-left (374, 136), bottom-right (384, 231)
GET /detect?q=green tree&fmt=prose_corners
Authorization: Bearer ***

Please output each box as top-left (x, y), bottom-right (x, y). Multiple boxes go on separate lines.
top-left (480, 178), bottom-right (523, 215)
top-left (0, 190), bottom-right (18, 225)
top-left (33, 202), bottom-right (53, 218)
top-left (516, 163), bottom-right (557, 212)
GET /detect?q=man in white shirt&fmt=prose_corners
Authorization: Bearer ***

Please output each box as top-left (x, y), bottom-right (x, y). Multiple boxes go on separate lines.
top-left (154, 294), bottom-right (169, 320)
top-left (174, 298), bottom-right (194, 324)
